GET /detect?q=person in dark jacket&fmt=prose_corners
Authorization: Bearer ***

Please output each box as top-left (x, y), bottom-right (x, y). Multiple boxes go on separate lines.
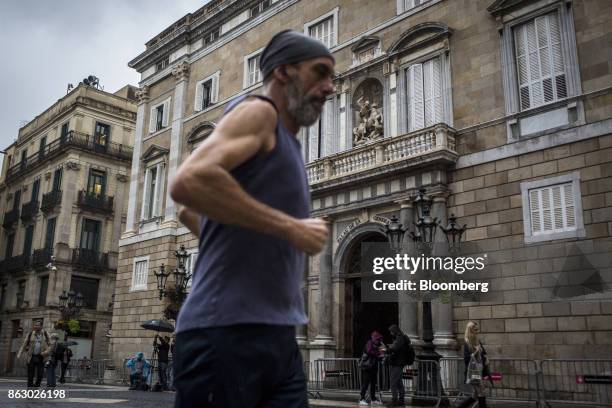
top-left (463, 321), bottom-right (488, 408)
top-left (155, 335), bottom-right (170, 390)
top-left (387, 325), bottom-right (412, 407)
top-left (59, 346), bottom-right (72, 384)
top-left (359, 330), bottom-right (386, 406)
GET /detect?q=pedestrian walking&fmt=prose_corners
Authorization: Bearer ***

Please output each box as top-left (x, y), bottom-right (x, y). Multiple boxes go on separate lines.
top-left (17, 320), bottom-right (50, 387)
top-left (45, 332), bottom-right (61, 387)
top-left (155, 334), bottom-right (170, 390)
top-left (169, 29), bottom-right (334, 408)
top-left (386, 325), bottom-right (415, 407)
top-left (463, 321), bottom-right (489, 408)
top-left (59, 346), bottom-right (72, 384)
top-left (359, 331), bottom-right (386, 406)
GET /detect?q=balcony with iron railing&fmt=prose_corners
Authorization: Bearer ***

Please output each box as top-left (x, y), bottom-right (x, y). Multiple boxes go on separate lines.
top-left (41, 190), bottom-right (62, 213)
top-left (71, 248), bottom-right (109, 272)
top-left (20, 200), bottom-right (39, 221)
top-left (5, 131), bottom-right (133, 182)
top-left (2, 255), bottom-right (29, 273)
top-left (32, 247), bottom-right (53, 270)
top-left (77, 191), bottom-right (114, 214)
top-left (306, 124), bottom-right (458, 190)
top-left (2, 209), bottom-right (20, 229)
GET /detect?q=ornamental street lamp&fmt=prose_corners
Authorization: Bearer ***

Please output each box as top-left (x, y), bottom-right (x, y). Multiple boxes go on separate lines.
top-left (153, 245), bottom-right (192, 320)
top-left (384, 188), bottom-right (467, 406)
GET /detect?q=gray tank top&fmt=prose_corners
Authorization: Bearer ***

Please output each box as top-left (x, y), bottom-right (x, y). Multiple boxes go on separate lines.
top-left (177, 95), bottom-right (310, 331)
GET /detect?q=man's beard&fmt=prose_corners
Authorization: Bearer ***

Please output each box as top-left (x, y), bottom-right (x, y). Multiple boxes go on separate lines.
top-left (286, 79), bottom-right (322, 127)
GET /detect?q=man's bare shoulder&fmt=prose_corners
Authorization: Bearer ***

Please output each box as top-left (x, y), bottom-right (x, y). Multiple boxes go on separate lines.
top-left (220, 97), bottom-right (277, 133)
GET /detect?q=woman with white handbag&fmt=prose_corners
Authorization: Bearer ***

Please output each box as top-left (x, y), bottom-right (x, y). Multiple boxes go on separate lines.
top-left (462, 321), bottom-right (488, 408)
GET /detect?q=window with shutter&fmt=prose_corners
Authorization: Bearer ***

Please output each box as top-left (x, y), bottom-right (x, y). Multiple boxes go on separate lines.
top-left (154, 164), bottom-right (165, 217)
top-left (407, 64), bottom-right (424, 132)
top-left (162, 100), bottom-right (170, 127)
top-left (141, 168), bottom-right (153, 220)
top-left (320, 99), bottom-right (335, 157)
top-left (514, 12), bottom-right (566, 111)
top-left (309, 17), bottom-right (333, 48)
top-left (131, 257), bottom-right (149, 291)
top-left (522, 173), bottom-right (584, 243)
top-left (308, 121), bottom-right (320, 162)
top-left (407, 57), bottom-right (442, 132)
top-left (529, 182), bottom-right (576, 236)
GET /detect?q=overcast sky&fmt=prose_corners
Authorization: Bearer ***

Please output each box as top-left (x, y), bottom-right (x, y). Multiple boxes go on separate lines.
top-left (0, 0), bottom-right (208, 169)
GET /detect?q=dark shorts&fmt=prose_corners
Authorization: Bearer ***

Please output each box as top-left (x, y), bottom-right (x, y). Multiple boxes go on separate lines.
top-left (174, 324), bottom-right (308, 408)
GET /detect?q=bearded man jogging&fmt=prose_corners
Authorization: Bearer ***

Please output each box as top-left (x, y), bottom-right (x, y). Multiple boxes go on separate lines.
top-left (169, 30), bottom-right (334, 408)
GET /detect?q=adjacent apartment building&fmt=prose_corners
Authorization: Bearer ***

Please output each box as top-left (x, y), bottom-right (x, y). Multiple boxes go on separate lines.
top-left (0, 83), bottom-right (136, 373)
top-left (113, 0), bottom-right (612, 366)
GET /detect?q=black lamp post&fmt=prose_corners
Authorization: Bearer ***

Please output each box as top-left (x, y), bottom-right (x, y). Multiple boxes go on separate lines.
top-left (384, 188), bottom-right (467, 406)
top-left (153, 245), bottom-right (192, 320)
top-left (57, 289), bottom-right (83, 341)
top-left (154, 264), bottom-right (170, 300)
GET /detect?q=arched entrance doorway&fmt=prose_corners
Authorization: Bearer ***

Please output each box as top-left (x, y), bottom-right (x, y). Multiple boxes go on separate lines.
top-left (343, 231), bottom-right (398, 357)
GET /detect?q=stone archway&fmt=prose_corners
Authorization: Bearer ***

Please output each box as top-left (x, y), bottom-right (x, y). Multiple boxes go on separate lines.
top-left (335, 223), bottom-right (398, 357)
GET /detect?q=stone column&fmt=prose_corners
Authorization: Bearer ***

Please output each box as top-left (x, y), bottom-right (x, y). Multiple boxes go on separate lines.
top-left (398, 199), bottom-right (419, 343)
top-left (309, 219), bottom-right (336, 359)
top-left (163, 62), bottom-right (190, 227)
top-left (431, 193), bottom-right (457, 356)
top-left (124, 86), bottom-right (149, 236)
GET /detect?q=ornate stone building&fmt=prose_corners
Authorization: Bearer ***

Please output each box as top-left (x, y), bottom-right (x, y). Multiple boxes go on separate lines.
top-left (113, 0), bottom-right (612, 366)
top-left (0, 83), bottom-right (136, 373)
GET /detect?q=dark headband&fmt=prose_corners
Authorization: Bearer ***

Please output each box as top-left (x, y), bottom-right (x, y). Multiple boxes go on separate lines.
top-left (260, 29), bottom-right (335, 79)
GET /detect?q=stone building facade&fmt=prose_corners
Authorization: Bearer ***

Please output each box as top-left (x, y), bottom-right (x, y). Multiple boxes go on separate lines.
top-left (113, 0), bottom-right (612, 366)
top-left (0, 84), bottom-right (136, 373)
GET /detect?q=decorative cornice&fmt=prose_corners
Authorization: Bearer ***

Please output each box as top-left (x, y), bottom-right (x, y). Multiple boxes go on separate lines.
top-left (171, 61), bottom-right (190, 82)
top-left (135, 86), bottom-right (150, 104)
top-left (65, 161), bottom-right (80, 171)
top-left (387, 22), bottom-right (452, 54)
top-left (186, 121), bottom-right (216, 144)
top-left (141, 144), bottom-right (170, 163)
top-left (76, 97), bottom-right (137, 121)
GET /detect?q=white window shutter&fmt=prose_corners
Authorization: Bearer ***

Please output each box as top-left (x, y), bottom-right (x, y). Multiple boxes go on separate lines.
top-left (407, 64), bottom-right (424, 132)
top-left (529, 189), bottom-right (541, 234)
top-left (195, 81), bottom-right (203, 112)
top-left (564, 183), bottom-right (575, 227)
top-left (298, 128), bottom-right (308, 162)
top-left (549, 13), bottom-right (567, 99)
top-left (423, 58), bottom-right (442, 127)
top-left (156, 164), bottom-right (165, 217)
top-left (338, 93), bottom-right (346, 151)
top-left (162, 100), bottom-right (170, 127)
top-left (149, 107), bottom-right (156, 133)
top-left (320, 99), bottom-right (334, 156)
top-left (211, 72), bottom-right (219, 103)
top-left (141, 169), bottom-right (151, 220)
top-left (308, 120), bottom-right (320, 161)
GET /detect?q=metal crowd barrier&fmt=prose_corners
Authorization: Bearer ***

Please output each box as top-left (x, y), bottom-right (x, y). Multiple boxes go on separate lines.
top-left (540, 359), bottom-right (612, 407)
top-left (306, 358), bottom-right (442, 406)
top-left (440, 357), bottom-right (541, 405)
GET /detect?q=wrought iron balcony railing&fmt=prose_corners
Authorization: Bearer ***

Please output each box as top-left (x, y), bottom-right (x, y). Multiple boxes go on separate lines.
top-left (2, 209), bottom-right (20, 229)
top-left (5, 130), bottom-right (133, 182)
top-left (77, 191), bottom-right (114, 214)
top-left (306, 124), bottom-right (457, 185)
top-left (71, 248), bottom-right (109, 272)
top-left (41, 190), bottom-right (62, 213)
top-left (20, 200), bottom-right (39, 221)
top-left (3, 255), bottom-right (29, 273)
top-left (32, 247), bottom-right (53, 270)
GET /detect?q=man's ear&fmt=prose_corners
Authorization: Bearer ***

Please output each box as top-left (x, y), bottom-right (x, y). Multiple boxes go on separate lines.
top-left (274, 66), bottom-right (290, 83)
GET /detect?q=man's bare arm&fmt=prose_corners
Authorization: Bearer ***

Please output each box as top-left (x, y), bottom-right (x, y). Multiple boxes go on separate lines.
top-left (170, 99), bottom-right (327, 254)
top-left (178, 206), bottom-right (201, 237)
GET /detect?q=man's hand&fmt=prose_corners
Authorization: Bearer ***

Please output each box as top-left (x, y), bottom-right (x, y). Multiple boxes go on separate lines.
top-left (288, 218), bottom-right (329, 255)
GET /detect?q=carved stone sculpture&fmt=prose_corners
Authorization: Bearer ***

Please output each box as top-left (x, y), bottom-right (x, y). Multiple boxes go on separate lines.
top-left (352, 97), bottom-right (384, 146)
